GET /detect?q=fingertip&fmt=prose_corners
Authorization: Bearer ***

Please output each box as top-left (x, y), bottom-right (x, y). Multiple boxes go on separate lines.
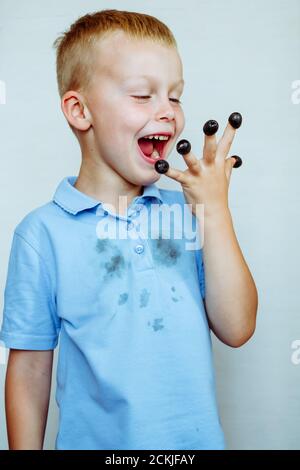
top-left (154, 159), bottom-right (169, 174)
top-left (232, 155), bottom-right (243, 168)
top-left (203, 120), bottom-right (219, 136)
top-left (228, 112), bottom-right (242, 129)
top-left (176, 139), bottom-right (191, 155)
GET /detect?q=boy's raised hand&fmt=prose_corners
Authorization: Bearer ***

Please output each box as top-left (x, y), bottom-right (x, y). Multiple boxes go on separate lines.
top-left (162, 112), bottom-right (243, 218)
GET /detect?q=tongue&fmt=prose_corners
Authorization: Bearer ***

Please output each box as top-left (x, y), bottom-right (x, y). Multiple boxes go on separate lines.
top-left (138, 138), bottom-right (154, 156)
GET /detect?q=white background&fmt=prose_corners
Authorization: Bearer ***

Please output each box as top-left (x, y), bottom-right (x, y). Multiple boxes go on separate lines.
top-left (0, 0), bottom-right (299, 449)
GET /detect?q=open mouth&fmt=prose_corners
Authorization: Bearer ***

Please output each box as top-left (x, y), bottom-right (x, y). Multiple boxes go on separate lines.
top-left (137, 135), bottom-right (171, 164)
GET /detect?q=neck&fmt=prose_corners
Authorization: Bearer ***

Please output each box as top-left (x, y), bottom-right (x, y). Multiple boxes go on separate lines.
top-left (74, 157), bottom-right (143, 216)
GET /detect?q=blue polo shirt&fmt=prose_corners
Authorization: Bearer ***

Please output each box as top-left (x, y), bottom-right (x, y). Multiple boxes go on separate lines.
top-left (0, 176), bottom-right (225, 450)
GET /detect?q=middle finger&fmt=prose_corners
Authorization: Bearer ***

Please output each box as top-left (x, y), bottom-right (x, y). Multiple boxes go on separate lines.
top-left (203, 119), bottom-right (218, 164)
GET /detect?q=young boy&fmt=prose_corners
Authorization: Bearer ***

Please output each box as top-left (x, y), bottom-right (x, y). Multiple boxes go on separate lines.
top-left (0, 10), bottom-right (258, 450)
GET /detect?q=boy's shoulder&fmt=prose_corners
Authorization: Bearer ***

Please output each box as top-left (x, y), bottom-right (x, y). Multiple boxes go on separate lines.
top-left (14, 200), bottom-right (58, 243)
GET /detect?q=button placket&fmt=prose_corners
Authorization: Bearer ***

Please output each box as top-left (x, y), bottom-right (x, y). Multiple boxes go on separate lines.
top-left (127, 221), bottom-right (134, 231)
top-left (126, 203), bottom-right (144, 234)
top-left (129, 200), bottom-right (144, 216)
top-left (134, 244), bottom-right (145, 254)
top-left (129, 206), bottom-right (154, 270)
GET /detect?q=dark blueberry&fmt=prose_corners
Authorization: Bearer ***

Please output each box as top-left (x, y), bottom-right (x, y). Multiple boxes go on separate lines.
top-left (228, 112), bottom-right (242, 129)
top-left (176, 139), bottom-right (191, 155)
top-left (203, 120), bottom-right (219, 136)
top-left (232, 155), bottom-right (243, 168)
top-left (154, 159), bottom-right (169, 174)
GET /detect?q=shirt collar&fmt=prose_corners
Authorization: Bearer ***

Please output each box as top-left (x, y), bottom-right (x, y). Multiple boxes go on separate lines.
top-left (53, 176), bottom-right (164, 215)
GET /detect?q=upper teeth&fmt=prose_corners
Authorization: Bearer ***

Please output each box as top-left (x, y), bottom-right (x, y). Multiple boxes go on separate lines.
top-left (143, 135), bottom-right (169, 140)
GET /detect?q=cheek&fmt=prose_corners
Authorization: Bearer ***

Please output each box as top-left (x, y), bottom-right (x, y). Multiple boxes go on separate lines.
top-left (124, 103), bottom-right (149, 121)
top-left (116, 105), bottom-right (150, 137)
top-left (176, 108), bottom-right (185, 132)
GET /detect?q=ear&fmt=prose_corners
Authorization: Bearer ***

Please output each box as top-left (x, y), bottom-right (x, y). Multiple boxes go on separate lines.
top-left (61, 91), bottom-right (92, 131)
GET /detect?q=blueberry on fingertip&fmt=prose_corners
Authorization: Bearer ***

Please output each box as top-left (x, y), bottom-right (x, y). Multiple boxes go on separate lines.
top-left (228, 112), bottom-right (242, 129)
top-left (176, 139), bottom-right (191, 155)
top-left (203, 120), bottom-right (219, 136)
top-left (231, 155), bottom-right (243, 168)
top-left (155, 159), bottom-right (169, 174)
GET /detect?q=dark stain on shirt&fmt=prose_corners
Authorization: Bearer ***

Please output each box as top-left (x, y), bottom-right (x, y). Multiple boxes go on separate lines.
top-left (104, 254), bottom-right (125, 280)
top-left (140, 288), bottom-right (150, 308)
top-left (152, 318), bottom-right (164, 331)
top-left (118, 292), bottom-right (128, 305)
top-left (171, 286), bottom-right (182, 302)
top-left (152, 237), bottom-right (181, 267)
top-left (95, 239), bottom-right (128, 282)
top-left (95, 238), bottom-right (110, 253)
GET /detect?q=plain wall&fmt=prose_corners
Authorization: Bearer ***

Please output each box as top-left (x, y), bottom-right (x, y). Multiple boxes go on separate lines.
top-left (0, 0), bottom-right (299, 450)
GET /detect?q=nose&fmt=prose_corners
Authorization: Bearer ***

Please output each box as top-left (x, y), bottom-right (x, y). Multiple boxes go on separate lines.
top-left (155, 98), bottom-right (175, 121)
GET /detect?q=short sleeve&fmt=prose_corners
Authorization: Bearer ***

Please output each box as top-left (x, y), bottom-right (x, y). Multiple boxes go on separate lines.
top-left (195, 249), bottom-right (206, 300)
top-left (0, 231), bottom-right (60, 350)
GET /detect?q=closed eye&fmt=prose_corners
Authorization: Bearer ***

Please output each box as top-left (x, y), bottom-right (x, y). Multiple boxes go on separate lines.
top-left (132, 96), bottom-right (182, 104)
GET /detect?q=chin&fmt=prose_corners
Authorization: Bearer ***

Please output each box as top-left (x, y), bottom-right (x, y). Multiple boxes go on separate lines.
top-left (122, 167), bottom-right (162, 186)
top-left (145, 172), bottom-right (161, 184)
top-left (125, 171), bottom-right (161, 187)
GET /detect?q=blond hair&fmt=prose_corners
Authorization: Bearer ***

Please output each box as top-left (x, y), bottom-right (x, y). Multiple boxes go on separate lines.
top-left (53, 9), bottom-right (177, 98)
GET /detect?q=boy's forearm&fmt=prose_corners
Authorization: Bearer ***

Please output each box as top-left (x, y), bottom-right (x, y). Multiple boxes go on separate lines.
top-left (200, 208), bottom-right (258, 347)
top-left (5, 350), bottom-right (53, 450)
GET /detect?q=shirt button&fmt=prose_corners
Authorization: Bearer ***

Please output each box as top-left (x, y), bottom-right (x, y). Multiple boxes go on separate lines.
top-left (96, 206), bottom-right (109, 217)
top-left (129, 205), bottom-right (143, 219)
top-left (134, 244), bottom-right (144, 254)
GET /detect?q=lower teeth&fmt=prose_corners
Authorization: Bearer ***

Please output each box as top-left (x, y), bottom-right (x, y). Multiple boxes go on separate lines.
top-left (151, 149), bottom-right (160, 160)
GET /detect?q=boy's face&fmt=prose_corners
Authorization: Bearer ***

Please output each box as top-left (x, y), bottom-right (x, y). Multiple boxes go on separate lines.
top-left (83, 31), bottom-right (185, 186)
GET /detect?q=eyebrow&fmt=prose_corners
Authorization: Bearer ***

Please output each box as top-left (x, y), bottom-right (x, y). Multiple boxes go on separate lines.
top-left (123, 75), bottom-right (185, 88)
